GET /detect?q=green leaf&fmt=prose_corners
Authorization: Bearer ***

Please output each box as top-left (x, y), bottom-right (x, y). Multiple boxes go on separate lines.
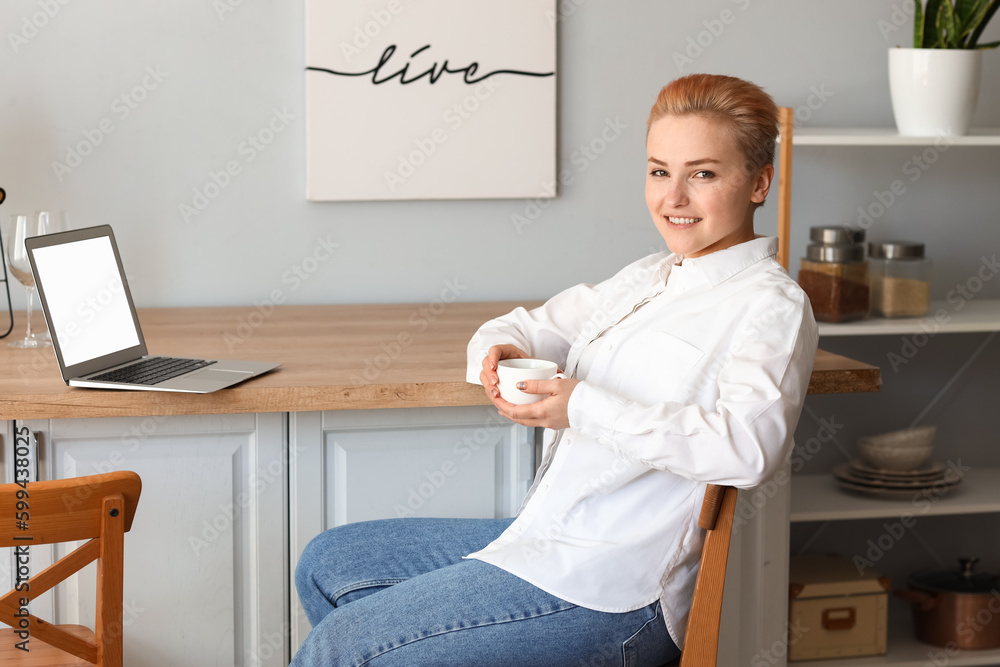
top-left (925, 0), bottom-right (945, 46)
top-left (957, 0), bottom-right (990, 46)
top-left (915, 0), bottom-right (925, 46)
top-left (914, 0), bottom-right (925, 46)
top-left (968, 0), bottom-right (1000, 47)
top-left (973, 38), bottom-right (1000, 47)
top-left (955, 0), bottom-right (981, 26)
top-left (939, 0), bottom-right (959, 47)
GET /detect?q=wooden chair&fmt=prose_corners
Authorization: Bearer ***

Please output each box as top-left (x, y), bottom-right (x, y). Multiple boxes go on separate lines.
top-left (0, 471), bottom-right (142, 666)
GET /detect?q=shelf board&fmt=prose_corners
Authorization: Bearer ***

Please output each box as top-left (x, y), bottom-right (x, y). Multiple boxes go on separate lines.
top-left (818, 299), bottom-right (1000, 337)
top-left (790, 466), bottom-right (1000, 522)
top-left (797, 604), bottom-right (1000, 666)
top-left (781, 127), bottom-right (1000, 146)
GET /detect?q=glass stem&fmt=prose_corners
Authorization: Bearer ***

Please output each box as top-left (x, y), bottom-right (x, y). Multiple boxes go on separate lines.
top-left (24, 286), bottom-right (37, 341)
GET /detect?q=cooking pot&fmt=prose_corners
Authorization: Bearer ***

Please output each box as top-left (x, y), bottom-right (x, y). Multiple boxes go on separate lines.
top-left (895, 558), bottom-right (1000, 650)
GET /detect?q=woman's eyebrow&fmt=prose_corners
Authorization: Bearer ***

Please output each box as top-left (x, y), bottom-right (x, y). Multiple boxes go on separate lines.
top-left (646, 157), bottom-right (721, 167)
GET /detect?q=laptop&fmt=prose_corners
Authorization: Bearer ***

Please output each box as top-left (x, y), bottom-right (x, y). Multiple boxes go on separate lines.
top-left (25, 224), bottom-right (280, 393)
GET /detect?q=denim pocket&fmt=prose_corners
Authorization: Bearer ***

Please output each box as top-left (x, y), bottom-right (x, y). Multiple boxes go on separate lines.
top-left (623, 603), bottom-right (679, 666)
top-left (334, 577), bottom-right (407, 606)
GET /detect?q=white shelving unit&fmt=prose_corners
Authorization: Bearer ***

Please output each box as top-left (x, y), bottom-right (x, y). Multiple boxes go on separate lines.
top-left (786, 129), bottom-right (1000, 667)
top-left (817, 299), bottom-right (1000, 337)
top-left (781, 127), bottom-right (1000, 146)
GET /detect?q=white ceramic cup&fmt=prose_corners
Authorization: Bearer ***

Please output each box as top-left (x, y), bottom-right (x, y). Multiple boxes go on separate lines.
top-left (496, 359), bottom-right (566, 405)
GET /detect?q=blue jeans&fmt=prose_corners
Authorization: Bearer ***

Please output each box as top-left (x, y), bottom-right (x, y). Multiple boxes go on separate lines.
top-left (292, 518), bottom-right (681, 666)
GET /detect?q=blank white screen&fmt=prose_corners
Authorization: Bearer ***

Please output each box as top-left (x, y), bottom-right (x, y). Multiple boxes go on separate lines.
top-left (32, 236), bottom-right (141, 367)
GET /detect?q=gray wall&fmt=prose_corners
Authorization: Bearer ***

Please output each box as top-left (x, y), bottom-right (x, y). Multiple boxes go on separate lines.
top-left (3, 0), bottom-right (997, 309)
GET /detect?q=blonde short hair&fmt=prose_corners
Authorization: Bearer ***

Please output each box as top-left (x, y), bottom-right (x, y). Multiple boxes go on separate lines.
top-left (647, 74), bottom-right (778, 174)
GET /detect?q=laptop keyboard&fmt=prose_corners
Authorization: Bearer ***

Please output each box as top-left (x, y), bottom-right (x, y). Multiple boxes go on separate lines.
top-left (89, 357), bottom-right (216, 385)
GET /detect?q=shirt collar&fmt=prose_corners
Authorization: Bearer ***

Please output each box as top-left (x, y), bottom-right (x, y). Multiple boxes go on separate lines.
top-left (662, 236), bottom-right (778, 288)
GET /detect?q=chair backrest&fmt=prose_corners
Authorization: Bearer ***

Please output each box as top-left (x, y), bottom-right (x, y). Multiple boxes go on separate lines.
top-left (0, 471), bottom-right (142, 666)
top-left (776, 105), bottom-right (794, 271)
top-left (678, 483), bottom-right (738, 667)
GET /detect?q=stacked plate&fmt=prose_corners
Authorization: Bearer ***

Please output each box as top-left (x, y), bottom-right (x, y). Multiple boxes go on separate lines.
top-left (832, 460), bottom-right (963, 499)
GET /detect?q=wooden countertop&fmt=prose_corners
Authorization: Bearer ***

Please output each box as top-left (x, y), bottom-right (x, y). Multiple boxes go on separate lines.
top-left (0, 303), bottom-right (879, 419)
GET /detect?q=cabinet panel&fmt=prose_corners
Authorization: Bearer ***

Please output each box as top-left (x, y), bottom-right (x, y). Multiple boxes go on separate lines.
top-left (7, 413), bottom-right (287, 667)
top-left (288, 406), bottom-right (534, 652)
top-left (0, 421), bottom-right (12, 615)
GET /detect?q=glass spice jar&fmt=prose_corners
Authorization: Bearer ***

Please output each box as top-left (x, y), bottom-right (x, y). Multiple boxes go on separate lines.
top-left (868, 241), bottom-right (931, 318)
top-left (797, 226), bottom-right (870, 323)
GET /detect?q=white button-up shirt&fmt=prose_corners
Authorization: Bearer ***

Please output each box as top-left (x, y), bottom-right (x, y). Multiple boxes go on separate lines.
top-left (464, 237), bottom-right (818, 648)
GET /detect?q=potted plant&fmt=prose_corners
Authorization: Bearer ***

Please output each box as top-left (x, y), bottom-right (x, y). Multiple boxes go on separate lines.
top-left (889, 0), bottom-right (999, 136)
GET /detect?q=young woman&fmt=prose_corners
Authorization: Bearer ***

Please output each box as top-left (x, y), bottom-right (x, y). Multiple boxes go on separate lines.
top-left (292, 74), bottom-right (818, 666)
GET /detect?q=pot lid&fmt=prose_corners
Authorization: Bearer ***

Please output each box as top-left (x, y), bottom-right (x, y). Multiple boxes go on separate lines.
top-left (909, 558), bottom-right (1000, 594)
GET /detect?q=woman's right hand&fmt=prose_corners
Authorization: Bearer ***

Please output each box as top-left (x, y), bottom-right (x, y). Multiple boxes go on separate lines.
top-left (479, 345), bottom-right (530, 399)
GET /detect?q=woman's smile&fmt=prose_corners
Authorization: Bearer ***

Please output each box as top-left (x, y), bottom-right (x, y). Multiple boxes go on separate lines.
top-left (666, 216), bottom-right (702, 226)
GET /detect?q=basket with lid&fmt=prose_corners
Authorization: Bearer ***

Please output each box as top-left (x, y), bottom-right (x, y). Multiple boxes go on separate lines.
top-left (788, 553), bottom-right (890, 661)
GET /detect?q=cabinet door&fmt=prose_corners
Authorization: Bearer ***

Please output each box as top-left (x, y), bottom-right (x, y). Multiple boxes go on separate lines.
top-left (13, 413), bottom-right (288, 667)
top-left (721, 462), bottom-right (793, 666)
top-left (289, 406), bottom-right (534, 650)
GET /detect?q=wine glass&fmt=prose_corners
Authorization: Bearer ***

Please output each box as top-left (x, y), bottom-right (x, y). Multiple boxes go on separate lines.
top-left (5, 212), bottom-right (61, 348)
top-left (30, 211), bottom-right (65, 342)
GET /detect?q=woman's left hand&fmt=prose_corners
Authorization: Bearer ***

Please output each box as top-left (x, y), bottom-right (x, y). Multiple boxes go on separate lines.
top-left (491, 378), bottom-right (581, 430)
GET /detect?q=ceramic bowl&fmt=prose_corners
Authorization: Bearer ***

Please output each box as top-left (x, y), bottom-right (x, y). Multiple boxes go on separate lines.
top-left (857, 425), bottom-right (936, 472)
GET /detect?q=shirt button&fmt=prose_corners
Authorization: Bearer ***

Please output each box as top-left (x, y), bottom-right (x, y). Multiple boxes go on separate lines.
top-left (606, 342), bottom-right (613, 350)
top-left (540, 482), bottom-right (550, 492)
top-left (512, 524), bottom-right (525, 534)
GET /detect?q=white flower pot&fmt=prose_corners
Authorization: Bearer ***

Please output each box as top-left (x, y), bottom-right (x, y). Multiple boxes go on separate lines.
top-left (888, 47), bottom-right (983, 136)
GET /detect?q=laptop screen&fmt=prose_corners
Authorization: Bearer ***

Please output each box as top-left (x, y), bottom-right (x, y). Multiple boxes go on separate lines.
top-left (30, 235), bottom-right (141, 367)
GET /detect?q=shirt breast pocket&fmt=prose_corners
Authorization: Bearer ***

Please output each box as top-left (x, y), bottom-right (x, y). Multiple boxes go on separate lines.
top-left (613, 330), bottom-right (705, 403)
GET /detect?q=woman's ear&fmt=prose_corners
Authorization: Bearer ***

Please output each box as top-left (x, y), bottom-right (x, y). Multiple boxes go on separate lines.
top-left (751, 163), bottom-right (774, 204)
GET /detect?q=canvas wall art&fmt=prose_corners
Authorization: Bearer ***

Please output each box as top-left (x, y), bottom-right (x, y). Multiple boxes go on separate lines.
top-left (305, 0), bottom-right (557, 201)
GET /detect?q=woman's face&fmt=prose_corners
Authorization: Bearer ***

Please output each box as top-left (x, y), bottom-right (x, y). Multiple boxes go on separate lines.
top-left (645, 114), bottom-right (772, 259)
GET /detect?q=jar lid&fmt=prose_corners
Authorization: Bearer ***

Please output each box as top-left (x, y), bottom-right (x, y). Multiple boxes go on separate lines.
top-left (908, 558), bottom-right (999, 595)
top-left (806, 243), bottom-right (865, 263)
top-left (869, 241), bottom-right (925, 260)
top-left (810, 226), bottom-right (866, 245)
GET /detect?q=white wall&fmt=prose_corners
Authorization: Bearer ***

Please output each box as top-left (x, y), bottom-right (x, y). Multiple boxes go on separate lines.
top-left (2, 0), bottom-right (998, 310)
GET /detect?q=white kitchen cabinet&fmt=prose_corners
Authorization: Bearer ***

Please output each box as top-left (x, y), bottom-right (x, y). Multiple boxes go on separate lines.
top-left (288, 405), bottom-right (535, 651)
top-left (2, 413), bottom-right (288, 667)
